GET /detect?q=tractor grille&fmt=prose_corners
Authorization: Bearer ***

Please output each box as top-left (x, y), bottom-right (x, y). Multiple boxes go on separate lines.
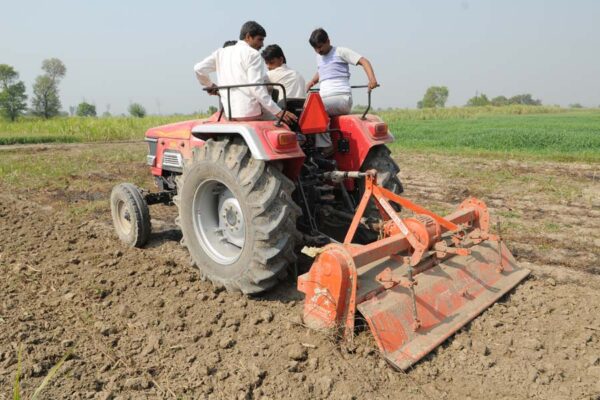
top-left (162, 151), bottom-right (183, 171)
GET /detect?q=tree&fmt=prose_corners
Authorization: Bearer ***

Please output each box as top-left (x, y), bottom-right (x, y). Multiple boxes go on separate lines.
top-left (491, 95), bottom-right (509, 106)
top-left (466, 93), bottom-right (490, 107)
top-left (31, 58), bottom-right (67, 119)
top-left (508, 94), bottom-right (541, 106)
top-left (418, 86), bottom-right (449, 108)
top-left (76, 102), bottom-right (97, 117)
top-left (207, 105), bottom-right (218, 114)
top-left (42, 58), bottom-right (67, 85)
top-left (0, 64), bottom-right (28, 121)
top-left (569, 103), bottom-right (583, 109)
top-left (0, 64), bottom-right (18, 89)
top-left (31, 75), bottom-right (61, 118)
top-left (128, 103), bottom-right (146, 118)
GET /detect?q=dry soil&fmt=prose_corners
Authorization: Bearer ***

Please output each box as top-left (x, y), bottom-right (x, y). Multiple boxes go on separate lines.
top-left (0, 143), bottom-right (599, 399)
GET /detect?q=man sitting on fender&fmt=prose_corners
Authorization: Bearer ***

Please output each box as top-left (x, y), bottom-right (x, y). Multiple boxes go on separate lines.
top-left (194, 21), bottom-right (297, 125)
top-left (306, 27), bottom-right (378, 155)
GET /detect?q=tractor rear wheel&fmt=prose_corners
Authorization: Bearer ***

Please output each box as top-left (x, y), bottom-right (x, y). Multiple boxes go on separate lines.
top-left (175, 137), bottom-right (301, 294)
top-left (110, 183), bottom-right (152, 248)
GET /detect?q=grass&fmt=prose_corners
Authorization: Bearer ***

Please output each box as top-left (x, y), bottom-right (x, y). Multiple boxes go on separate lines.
top-left (0, 115), bottom-right (205, 145)
top-left (0, 144), bottom-right (152, 223)
top-left (1, 106), bottom-right (599, 162)
top-left (378, 104), bottom-right (569, 120)
top-left (0, 145), bottom-right (148, 191)
top-left (12, 344), bottom-right (73, 400)
top-left (383, 108), bottom-right (600, 162)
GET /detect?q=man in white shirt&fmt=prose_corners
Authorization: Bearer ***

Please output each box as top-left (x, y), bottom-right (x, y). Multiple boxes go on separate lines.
top-left (261, 44), bottom-right (306, 101)
top-left (194, 21), bottom-right (296, 124)
top-left (306, 28), bottom-right (378, 116)
top-left (305, 27), bottom-right (379, 154)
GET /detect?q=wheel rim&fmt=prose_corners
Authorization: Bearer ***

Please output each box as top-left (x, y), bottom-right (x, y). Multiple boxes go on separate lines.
top-left (116, 199), bottom-right (132, 235)
top-left (193, 179), bottom-right (246, 265)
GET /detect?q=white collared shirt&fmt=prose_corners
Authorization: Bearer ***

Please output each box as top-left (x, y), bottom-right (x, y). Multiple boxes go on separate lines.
top-left (194, 41), bottom-right (281, 118)
top-left (267, 64), bottom-right (306, 100)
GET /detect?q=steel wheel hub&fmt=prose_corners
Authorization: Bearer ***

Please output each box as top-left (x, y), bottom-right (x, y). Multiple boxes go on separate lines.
top-left (116, 200), bottom-right (132, 234)
top-left (193, 180), bottom-right (245, 265)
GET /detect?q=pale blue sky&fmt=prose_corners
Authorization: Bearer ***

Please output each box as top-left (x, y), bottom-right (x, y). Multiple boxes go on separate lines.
top-left (2, 0), bottom-right (599, 114)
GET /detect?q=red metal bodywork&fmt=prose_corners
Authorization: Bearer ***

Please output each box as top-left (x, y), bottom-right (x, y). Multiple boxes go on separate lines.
top-left (331, 114), bottom-right (394, 172)
top-left (144, 92), bottom-right (393, 180)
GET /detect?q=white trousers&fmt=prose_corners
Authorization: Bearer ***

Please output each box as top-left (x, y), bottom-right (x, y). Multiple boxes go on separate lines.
top-left (315, 94), bottom-right (353, 148)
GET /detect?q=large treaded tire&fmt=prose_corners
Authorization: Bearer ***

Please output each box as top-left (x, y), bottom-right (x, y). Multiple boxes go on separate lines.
top-left (174, 137), bottom-right (301, 294)
top-left (110, 183), bottom-right (151, 248)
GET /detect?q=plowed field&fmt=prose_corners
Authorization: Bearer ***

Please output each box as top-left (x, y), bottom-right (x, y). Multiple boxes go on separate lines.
top-left (1, 142), bottom-right (599, 399)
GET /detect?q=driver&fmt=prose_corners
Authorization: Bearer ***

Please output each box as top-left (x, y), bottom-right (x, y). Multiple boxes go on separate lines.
top-left (194, 21), bottom-right (297, 125)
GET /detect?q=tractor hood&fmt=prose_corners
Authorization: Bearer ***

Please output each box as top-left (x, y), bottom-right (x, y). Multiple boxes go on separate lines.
top-left (145, 119), bottom-right (206, 140)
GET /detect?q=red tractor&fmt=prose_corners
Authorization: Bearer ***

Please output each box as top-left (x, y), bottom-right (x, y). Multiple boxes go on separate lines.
top-left (111, 84), bottom-right (530, 369)
top-left (111, 85), bottom-right (403, 293)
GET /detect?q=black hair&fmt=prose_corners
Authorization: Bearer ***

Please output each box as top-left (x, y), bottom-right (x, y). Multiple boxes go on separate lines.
top-left (239, 21), bottom-right (266, 40)
top-left (309, 28), bottom-right (329, 47)
top-left (223, 40), bottom-right (237, 48)
top-left (261, 44), bottom-right (287, 64)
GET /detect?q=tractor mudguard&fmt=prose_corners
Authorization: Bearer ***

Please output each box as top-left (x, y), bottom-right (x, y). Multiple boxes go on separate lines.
top-left (331, 114), bottom-right (394, 172)
top-left (145, 117), bottom-right (305, 180)
top-left (191, 122), bottom-right (305, 179)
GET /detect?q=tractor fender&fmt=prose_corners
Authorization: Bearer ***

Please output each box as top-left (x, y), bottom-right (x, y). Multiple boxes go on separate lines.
top-left (191, 122), bottom-right (305, 179)
top-left (331, 114), bottom-right (394, 172)
top-left (192, 124), bottom-right (271, 160)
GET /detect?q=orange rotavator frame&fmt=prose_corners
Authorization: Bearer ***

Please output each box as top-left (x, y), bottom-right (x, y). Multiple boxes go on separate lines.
top-left (298, 170), bottom-right (530, 370)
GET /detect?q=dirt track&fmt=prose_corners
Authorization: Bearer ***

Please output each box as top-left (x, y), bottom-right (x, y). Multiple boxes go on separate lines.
top-left (1, 143), bottom-right (599, 399)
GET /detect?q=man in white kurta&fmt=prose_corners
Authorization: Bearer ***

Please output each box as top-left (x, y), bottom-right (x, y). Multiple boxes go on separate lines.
top-left (193, 21), bottom-right (296, 124)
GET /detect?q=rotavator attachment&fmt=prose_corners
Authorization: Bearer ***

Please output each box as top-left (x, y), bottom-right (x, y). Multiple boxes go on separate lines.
top-left (298, 170), bottom-right (530, 370)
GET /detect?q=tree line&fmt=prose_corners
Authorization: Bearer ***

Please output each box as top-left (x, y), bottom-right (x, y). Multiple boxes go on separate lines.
top-left (2, 62), bottom-right (594, 121)
top-left (417, 86), bottom-right (544, 108)
top-left (0, 59), bottom-right (147, 121)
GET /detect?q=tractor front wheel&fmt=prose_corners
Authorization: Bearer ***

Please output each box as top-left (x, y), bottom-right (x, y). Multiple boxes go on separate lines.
top-left (175, 138), bottom-right (301, 294)
top-left (110, 183), bottom-right (152, 248)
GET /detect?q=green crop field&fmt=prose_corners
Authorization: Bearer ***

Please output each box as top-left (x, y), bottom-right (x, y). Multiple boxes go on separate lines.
top-left (1, 106), bottom-right (599, 162)
top-left (382, 108), bottom-right (600, 162)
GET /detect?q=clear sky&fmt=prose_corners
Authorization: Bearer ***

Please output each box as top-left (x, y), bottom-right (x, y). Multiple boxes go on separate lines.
top-left (2, 0), bottom-right (599, 115)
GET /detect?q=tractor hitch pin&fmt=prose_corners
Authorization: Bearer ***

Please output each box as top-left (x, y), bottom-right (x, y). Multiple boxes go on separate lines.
top-left (496, 221), bottom-right (504, 272)
top-left (321, 170), bottom-right (376, 183)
